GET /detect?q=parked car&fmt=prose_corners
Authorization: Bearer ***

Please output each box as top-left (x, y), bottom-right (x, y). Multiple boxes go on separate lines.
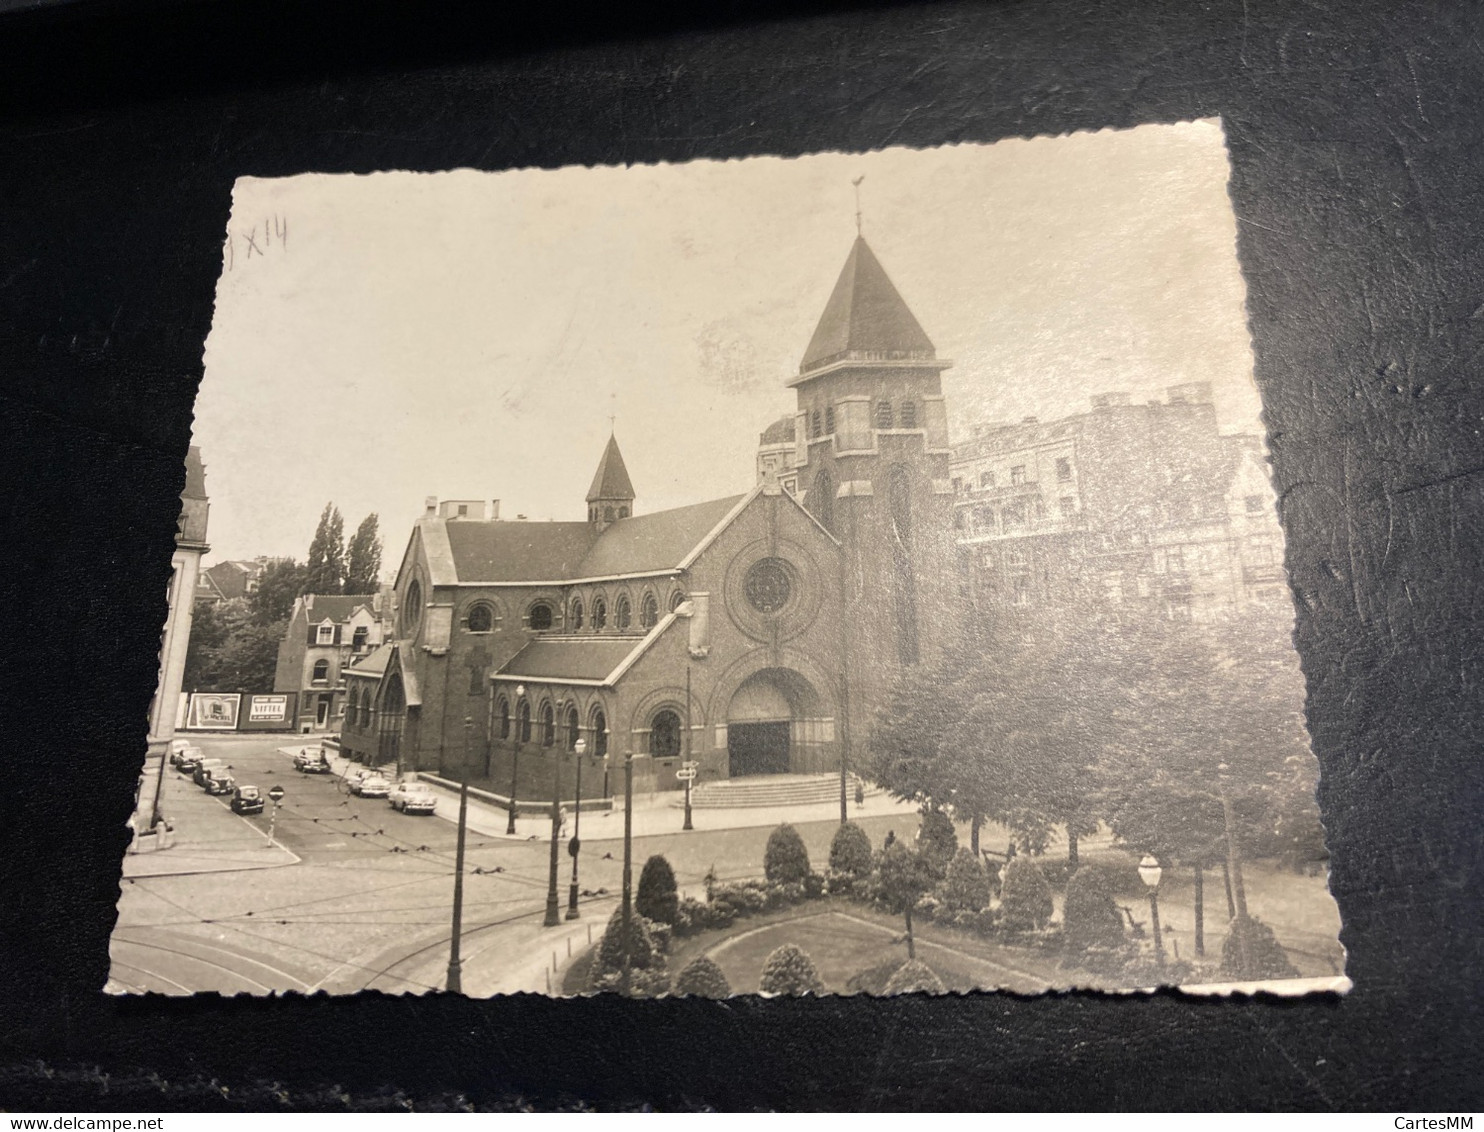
top-left (293, 748), bottom-right (331, 774)
top-left (193, 758), bottom-right (228, 787)
top-left (230, 785), bottom-right (264, 815)
top-left (350, 774), bottom-right (391, 799)
top-left (388, 782), bottom-right (438, 814)
top-left (171, 744), bottom-right (203, 770)
top-left (204, 771), bottom-right (235, 796)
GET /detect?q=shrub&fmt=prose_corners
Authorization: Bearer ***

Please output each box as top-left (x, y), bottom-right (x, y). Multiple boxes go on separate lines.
top-left (917, 809), bottom-right (958, 873)
top-left (646, 918), bottom-right (672, 955)
top-left (595, 907), bottom-right (654, 974)
top-left (943, 848), bottom-right (993, 913)
top-left (636, 855), bottom-right (679, 925)
top-left (803, 872), bottom-right (825, 899)
top-left (1062, 866), bottom-right (1126, 955)
top-left (590, 965), bottom-right (671, 997)
top-left (674, 956), bottom-right (732, 998)
top-left (673, 895), bottom-right (710, 936)
top-left (999, 856), bottom-right (1054, 931)
top-left (829, 821), bottom-right (873, 877)
top-left (764, 823), bottom-right (812, 885)
top-left (883, 959), bottom-right (947, 995)
top-left (1220, 915), bottom-right (1300, 981)
top-left (758, 943), bottom-right (824, 996)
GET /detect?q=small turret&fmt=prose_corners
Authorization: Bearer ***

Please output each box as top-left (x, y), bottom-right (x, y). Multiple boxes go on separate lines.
top-left (586, 433), bottom-right (635, 531)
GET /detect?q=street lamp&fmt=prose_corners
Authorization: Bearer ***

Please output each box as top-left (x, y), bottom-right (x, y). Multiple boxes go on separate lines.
top-left (543, 710), bottom-right (564, 928)
top-left (1138, 854), bottom-right (1165, 971)
top-left (566, 737), bottom-right (587, 920)
top-left (619, 746), bottom-right (634, 996)
top-left (507, 684), bottom-right (526, 836)
top-left (447, 716), bottom-right (472, 993)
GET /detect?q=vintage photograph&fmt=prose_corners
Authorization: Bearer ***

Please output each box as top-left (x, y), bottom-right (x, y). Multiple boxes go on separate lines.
top-left (112, 120), bottom-right (1346, 998)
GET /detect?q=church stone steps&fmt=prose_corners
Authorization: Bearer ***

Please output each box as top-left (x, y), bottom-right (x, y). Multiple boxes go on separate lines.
top-left (677, 773), bottom-right (881, 809)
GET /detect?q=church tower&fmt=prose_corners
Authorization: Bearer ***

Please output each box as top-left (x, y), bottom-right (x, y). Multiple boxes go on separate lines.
top-left (792, 236), bottom-right (956, 699)
top-left (586, 432), bottom-right (636, 531)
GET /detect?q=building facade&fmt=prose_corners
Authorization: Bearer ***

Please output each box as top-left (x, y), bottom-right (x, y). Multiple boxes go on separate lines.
top-left (949, 384), bottom-right (1287, 622)
top-left (273, 591), bottom-right (394, 732)
top-left (193, 556), bottom-right (271, 606)
top-left (348, 236), bottom-right (956, 802)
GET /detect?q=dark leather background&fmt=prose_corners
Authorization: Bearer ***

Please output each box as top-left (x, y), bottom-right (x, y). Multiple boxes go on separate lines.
top-left (1, 0), bottom-right (1480, 1111)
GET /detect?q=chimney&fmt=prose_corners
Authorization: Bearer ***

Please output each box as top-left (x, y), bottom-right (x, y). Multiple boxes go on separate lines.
top-left (1091, 391), bottom-right (1131, 410)
top-left (424, 495), bottom-right (438, 517)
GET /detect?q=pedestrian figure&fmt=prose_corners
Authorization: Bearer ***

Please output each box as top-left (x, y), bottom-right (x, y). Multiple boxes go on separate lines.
top-left (854, 781), bottom-right (865, 809)
top-left (884, 829), bottom-right (896, 850)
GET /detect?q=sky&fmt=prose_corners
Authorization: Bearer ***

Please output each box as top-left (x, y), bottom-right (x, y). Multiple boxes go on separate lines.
top-left (195, 118), bottom-right (1261, 567)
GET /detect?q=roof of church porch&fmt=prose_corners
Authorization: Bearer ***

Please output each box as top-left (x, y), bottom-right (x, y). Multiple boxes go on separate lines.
top-left (493, 636), bottom-right (648, 685)
top-left (793, 236), bottom-right (938, 384)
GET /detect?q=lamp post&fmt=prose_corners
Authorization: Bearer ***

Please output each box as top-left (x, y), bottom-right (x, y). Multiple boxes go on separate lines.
top-left (506, 684), bottom-right (525, 835)
top-left (1138, 854), bottom-right (1165, 971)
top-left (1216, 762), bottom-right (1251, 975)
top-left (543, 713), bottom-right (564, 928)
top-left (446, 716), bottom-right (472, 993)
top-left (682, 666), bottom-right (694, 831)
top-left (620, 747), bottom-right (634, 996)
top-left (566, 737), bottom-right (587, 920)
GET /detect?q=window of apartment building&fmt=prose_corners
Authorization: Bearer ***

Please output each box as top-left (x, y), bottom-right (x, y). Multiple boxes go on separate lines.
top-left (1004, 546), bottom-right (1028, 570)
top-left (1136, 574), bottom-right (1152, 598)
top-left (900, 401), bottom-right (917, 429)
top-left (1033, 499), bottom-right (1047, 521)
top-left (1244, 494), bottom-right (1264, 513)
top-left (980, 470), bottom-right (994, 489)
top-left (1165, 594), bottom-right (1193, 622)
top-left (1011, 575), bottom-right (1031, 606)
top-left (810, 409), bottom-right (822, 438)
top-left (352, 625), bottom-right (369, 650)
top-left (1102, 574), bottom-right (1124, 604)
top-left (312, 659), bottom-right (330, 684)
top-left (1010, 465), bottom-right (1026, 486)
top-left (825, 405), bottom-right (835, 434)
top-left (1059, 496), bottom-right (1076, 519)
top-left (316, 623), bottom-right (334, 645)
top-left (1164, 547), bottom-right (1186, 573)
top-left (1249, 537), bottom-right (1277, 566)
top-left (952, 477), bottom-right (963, 495)
top-left (1003, 503), bottom-right (1026, 528)
top-left (876, 400), bottom-right (893, 429)
top-left (953, 509), bottom-right (965, 530)
top-left (1055, 457), bottom-right (1073, 482)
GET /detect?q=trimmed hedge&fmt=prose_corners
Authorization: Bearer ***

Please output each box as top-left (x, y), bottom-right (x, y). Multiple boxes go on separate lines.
top-left (764, 823), bottom-right (812, 885)
top-left (883, 959), bottom-right (947, 995)
top-left (1062, 865), bottom-right (1126, 954)
top-left (636, 854), bottom-right (679, 925)
top-left (674, 956), bottom-right (732, 998)
top-left (999, 856), bottom-right (1054, 931)
top-left (759, 943), bottom-right (824, 995)
top-left (943, 848), bottom-right (993, 913)
top-left (917, 809), bottom-right (958, 872)
top-left (829, 821), bottom-right (874, 877)
top-left (595, 907), bottom-right (655, 974)
top-left (1221, 915), bottom-right (1300, 980)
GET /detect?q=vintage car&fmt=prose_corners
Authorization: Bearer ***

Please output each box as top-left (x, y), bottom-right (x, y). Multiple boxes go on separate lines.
top-left (230, 785), bottom-right (264, 815)
top-left (349, 773), bottom-right (391, 799)
top-left (204, 771), bottom-right (235, 796)
top-left (387, 781), bottom-right (438, 814)
top-left (175, 748), bottom-right (205, 773)
top-left (293, 748), bottom-right (331, 774)
top-left (192, 758), bottom-right (228, 786)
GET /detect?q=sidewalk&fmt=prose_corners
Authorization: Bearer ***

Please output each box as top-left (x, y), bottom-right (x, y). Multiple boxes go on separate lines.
top-left (123, 765), bottom-right (300, 879)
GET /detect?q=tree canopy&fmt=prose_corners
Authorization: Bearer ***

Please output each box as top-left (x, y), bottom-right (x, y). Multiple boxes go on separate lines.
top-left (344, 513), bottom-right (383, 594)
top-left (304, 503), bottom-right (345, 594)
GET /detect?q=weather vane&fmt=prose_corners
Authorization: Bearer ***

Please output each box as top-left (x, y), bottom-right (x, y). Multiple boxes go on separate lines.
top-left (852, 175), bottom-right (865, 236)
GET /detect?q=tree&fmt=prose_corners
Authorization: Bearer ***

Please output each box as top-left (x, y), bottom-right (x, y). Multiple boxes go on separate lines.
top-left (917, 808), bottom-right (958, 873)
top-left (636, 855), bottom-right (679, 925)
top-left (764, 824), bottom-right (811, 885)
top-left (182, 598), bottom-right (284, 692)
top-left (883, 959), bottom-right (946, 995)
top-left (595, 906), bottom-right (655, 975)
top-left (248, 558), bottom-right (307, 626)
top-left (758, 944), bottom-right (823, 995)
top-left (998, 856), bottom-right (1054, 932)
top-left (674, 956), bottom-right (732, 998)
top-left (344, 513), bottom-right (383, 594)
top-left (877, 843), bottom-right (938, 959)
top-left (942, 848), bottom-right (993, 913)
top-left (182, 600), bottom-right (230, 690)
top-left (304, 503), bottom-right (345, 594)
top-left (1062, 865), bottom-right (1126, 956)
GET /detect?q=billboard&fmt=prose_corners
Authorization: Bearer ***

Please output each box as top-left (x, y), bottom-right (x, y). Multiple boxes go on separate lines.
top-left (185, 693), bottom-right (240, 730)
top-left (240, 693), bottom-right (297, 731)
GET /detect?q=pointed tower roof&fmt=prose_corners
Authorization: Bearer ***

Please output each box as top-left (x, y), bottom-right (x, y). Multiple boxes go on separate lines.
top-left (585, 433), bottom-right (636, 503)
top-left (796, 237), bottom-right (937, 381)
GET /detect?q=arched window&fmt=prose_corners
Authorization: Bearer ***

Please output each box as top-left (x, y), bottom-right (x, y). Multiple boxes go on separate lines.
top-left (812, 467), bottom-right (836, 535)
top-left (497, 696), bottom-right (511, 739)
top-left (825, 405), bottom-right (835, 434)
top-left (565, 706), bottom-right (580, 751)
top-left (570, 598), bottom-right (584, 631)
top-left (592, 598), bottom-right (607, 631)
top-left (403, 579), bottom-right (423, 635)
top-left (900, 400), bottom-right (917, 428)
top-left (618, 506), bottom-right (629, 519)
top-left (810, 409), bottom-right (822, 439)
top-left (876, 400), bottom-right (894, 429)
top-left (528, 602), bottom-right (553, 631)
top-left (614, 595), bottom-right (632, 630)
top-left (604, 506), bottom-right (614, 522)
top-left (361, 691), bottom-right (372, 729)
top-left (466, 603), bottom-right (494, 633)
top-left (669, 590), bottom-right (687, 612)
top-left (539, 701), bottom-right (555, 748)
top-left (312, 659), bottom-right (330, 683)
top-left (640, 593), bottom-right (658, 629)
top-left (649, 709), bottom-right (682, 758)
top-left (590, 706), bottom-right (608, 758)
top-left (518, 699), bottom-right (531, 744)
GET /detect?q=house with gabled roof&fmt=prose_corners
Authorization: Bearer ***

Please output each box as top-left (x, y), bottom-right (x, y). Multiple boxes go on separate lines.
top-left (273, 591), bottom-right (393, 732)
top-left (343, 235), bottom-right (957, 804)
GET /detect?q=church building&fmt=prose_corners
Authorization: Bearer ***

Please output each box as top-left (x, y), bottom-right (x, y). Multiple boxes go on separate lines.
top-left (342, 236), bottom-right (957, 801)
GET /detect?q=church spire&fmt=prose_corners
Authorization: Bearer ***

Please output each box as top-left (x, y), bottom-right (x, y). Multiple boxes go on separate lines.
top-left (586, 432), bottom-right (635, 530)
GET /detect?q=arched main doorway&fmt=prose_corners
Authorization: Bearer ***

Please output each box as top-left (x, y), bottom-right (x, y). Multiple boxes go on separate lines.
top-left (726, 668), bottom-right (822, 778)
